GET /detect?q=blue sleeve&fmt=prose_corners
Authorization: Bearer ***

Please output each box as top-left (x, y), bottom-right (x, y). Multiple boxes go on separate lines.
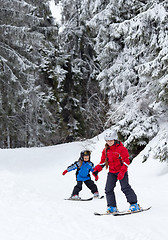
top-left (89, 162), bottom-right (94, 172)
top-left (67, 161), bottom-right (78, 172)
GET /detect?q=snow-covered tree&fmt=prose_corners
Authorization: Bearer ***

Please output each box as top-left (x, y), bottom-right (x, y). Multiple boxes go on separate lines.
top-left (87, 0), bottom-right (168, 160)
top-left (0, 0), bottom-right (167, 162)
top-left (0, 0), bottom-right (61, 147)
top-left (56, 0), bottom-right (109, 140)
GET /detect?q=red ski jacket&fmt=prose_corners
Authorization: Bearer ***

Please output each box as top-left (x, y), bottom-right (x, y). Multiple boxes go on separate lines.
top-left (95, 141), bottom-right (130, 173)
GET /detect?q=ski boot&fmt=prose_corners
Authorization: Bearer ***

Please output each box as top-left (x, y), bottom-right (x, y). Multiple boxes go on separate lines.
top-left (71, 195), bottom-right (81, 200)
top-left (107, 206), bottom-right (118, 214)
top-left (129, 203), bottom-right (141, 212)
top-left (93, 192), bottom-right (99, 198)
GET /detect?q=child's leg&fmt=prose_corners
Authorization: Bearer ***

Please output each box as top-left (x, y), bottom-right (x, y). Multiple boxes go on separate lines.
top-left (119, 172), bottom-right (137, 204)
top-left (84, 180), bottom-right (98, 194)
top-left (105, 172), bottom-right (117, 207)
top-left (72, 181), bottom-right (83, 196)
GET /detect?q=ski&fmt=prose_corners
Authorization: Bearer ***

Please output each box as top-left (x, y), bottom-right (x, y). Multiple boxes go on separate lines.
top-left (113, 206), bottom-right (151, 216)
top-left (94, 206), bottom-right (151, 216)
top-left (65, 195), bottom-right (104, 201)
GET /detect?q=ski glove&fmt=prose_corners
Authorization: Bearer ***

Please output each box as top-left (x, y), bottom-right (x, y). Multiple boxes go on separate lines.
top-left (92, 170), bottom-right (98, 176)
top-left (92, 170), bottom-right (99, 181)
top-left (117, 165), bottom-right (127, 180)
top-left (92, 172), bottom-right (99, 181)
top-left (94, 165), bottom-right (103, 173)
top-left (117, 171), bottom-right (125, 180)
top-left (62, 170), bottom-right (68, 175)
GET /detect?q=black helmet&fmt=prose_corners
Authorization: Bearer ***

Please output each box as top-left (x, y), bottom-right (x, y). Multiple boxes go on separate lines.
top-left (80, 150), bottom-right (91, 161)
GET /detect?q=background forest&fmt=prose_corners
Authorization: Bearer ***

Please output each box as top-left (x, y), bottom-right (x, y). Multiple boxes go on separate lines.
top-left (0, 0), bottom-right (167, 161)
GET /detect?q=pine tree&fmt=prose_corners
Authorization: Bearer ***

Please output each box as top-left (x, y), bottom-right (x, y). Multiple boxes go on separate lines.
top-left (0, 0), bottom-right (61, 147)
top-left (87, 0), bottom-right (168, 159)
top-left (56, 0), bottom-right (109, 140)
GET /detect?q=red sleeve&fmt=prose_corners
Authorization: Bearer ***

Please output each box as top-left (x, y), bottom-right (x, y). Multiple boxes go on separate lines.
top-left (100, 148), bottom-right (106, 164)
top-left (120, 145), bottom-right (130, 167)
top-left (94, 148), bottom-right (106, 172)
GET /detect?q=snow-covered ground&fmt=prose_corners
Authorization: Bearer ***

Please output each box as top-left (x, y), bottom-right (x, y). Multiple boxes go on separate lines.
top-left (0, 131), bottom-right (168, 240)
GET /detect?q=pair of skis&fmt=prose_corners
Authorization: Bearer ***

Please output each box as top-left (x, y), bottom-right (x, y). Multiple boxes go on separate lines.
top-left (65, 195), bottom-right (104, 201)
top-left (94, 206), bottom-right (151, 216)
top-left (64, 196), bottom-right (151, 216)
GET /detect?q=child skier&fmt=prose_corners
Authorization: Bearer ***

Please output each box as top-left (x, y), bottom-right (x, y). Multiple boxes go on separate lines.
top-left (62, 150), bottom-right (99, 199)
top-left (92, 129), bottom-right (140, 213)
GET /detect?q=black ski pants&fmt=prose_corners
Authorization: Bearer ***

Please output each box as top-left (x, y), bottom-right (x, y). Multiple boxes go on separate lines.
top-left (105, 172), bottom-right (137, 207)
top-left (72, 179), bottom-right (98, 196)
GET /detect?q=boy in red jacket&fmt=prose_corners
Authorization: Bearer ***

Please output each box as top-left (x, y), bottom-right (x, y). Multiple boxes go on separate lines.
top-left (93, 129), bottom-right (140, 213)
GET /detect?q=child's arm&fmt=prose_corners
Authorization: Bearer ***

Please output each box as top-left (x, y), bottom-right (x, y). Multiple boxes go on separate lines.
top-left (117, 146), bottom-right (130, 180)
top-left (88, 162), bottom-right (94, 172)
top-left (62, 161), bottom-right (78, 175)
top-left (89, 162), bottom-right (99, 181)
top-left (93, 149), bottom-right (106, 174)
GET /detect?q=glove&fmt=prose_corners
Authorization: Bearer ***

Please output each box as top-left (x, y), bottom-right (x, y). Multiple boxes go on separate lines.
top-left (94, 165), bottom-right (103, 173)
top-left (62, 170), bottom-right (68, 175)
top-left (94, 175), bottom-right (99, 181)
top-left (117, 165), bottom-right (127, 180)
top-left (92, 172), bottom-right (99, 181)
top-left (92, 170), bottom-right (99, 181)
top-left (92, 170), bottom-right (98, 176)
top-left (117, 171), bottom-right (125, 180)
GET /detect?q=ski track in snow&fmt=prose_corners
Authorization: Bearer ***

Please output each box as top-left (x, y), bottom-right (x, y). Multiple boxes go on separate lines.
top-left (0, 134), bottom-right (168, 240)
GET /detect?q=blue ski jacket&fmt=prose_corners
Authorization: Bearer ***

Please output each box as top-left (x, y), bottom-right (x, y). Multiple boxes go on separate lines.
top-left (67, 161), bottom-right (95, 181)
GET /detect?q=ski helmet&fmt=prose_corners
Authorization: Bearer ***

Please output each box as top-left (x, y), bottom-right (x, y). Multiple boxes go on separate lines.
top-left (80, 150), bottom-right (91, 160)
top-left (104, 129), bottom-right (118, 141)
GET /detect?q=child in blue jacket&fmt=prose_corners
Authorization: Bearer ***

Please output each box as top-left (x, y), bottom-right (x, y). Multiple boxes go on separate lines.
top-left (62, 150), bottom-right (99, 199)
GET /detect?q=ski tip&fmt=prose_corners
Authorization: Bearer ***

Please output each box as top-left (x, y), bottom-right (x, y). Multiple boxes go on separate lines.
top-left (94, 212), bottom-right (101, 216)
top-left (146, 206), bottom-right (152, 210)
top-left (100, 195), bottom-right (104, 199)
top-left (94, 211), bottom-right (113, 216)
top-left (93, 195), bottom-right (104, 200)
top-left (140, 206), bottom-right (152, 211)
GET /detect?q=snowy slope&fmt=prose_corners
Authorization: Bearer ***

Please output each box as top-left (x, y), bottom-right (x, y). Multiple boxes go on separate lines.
top-left (0, 132), bottom-right (168, 240)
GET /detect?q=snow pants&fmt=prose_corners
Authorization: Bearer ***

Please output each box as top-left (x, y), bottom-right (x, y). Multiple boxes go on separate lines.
top-left (105, 172), bottom-right (137, 207)
top-left (72, 179), bottom-right (98, 196)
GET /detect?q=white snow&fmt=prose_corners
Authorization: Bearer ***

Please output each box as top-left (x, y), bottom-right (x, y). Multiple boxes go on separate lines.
top-left (0, 131), bottom-right (168, 240)
top-left (49, 0), bottom-right (62, 25)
